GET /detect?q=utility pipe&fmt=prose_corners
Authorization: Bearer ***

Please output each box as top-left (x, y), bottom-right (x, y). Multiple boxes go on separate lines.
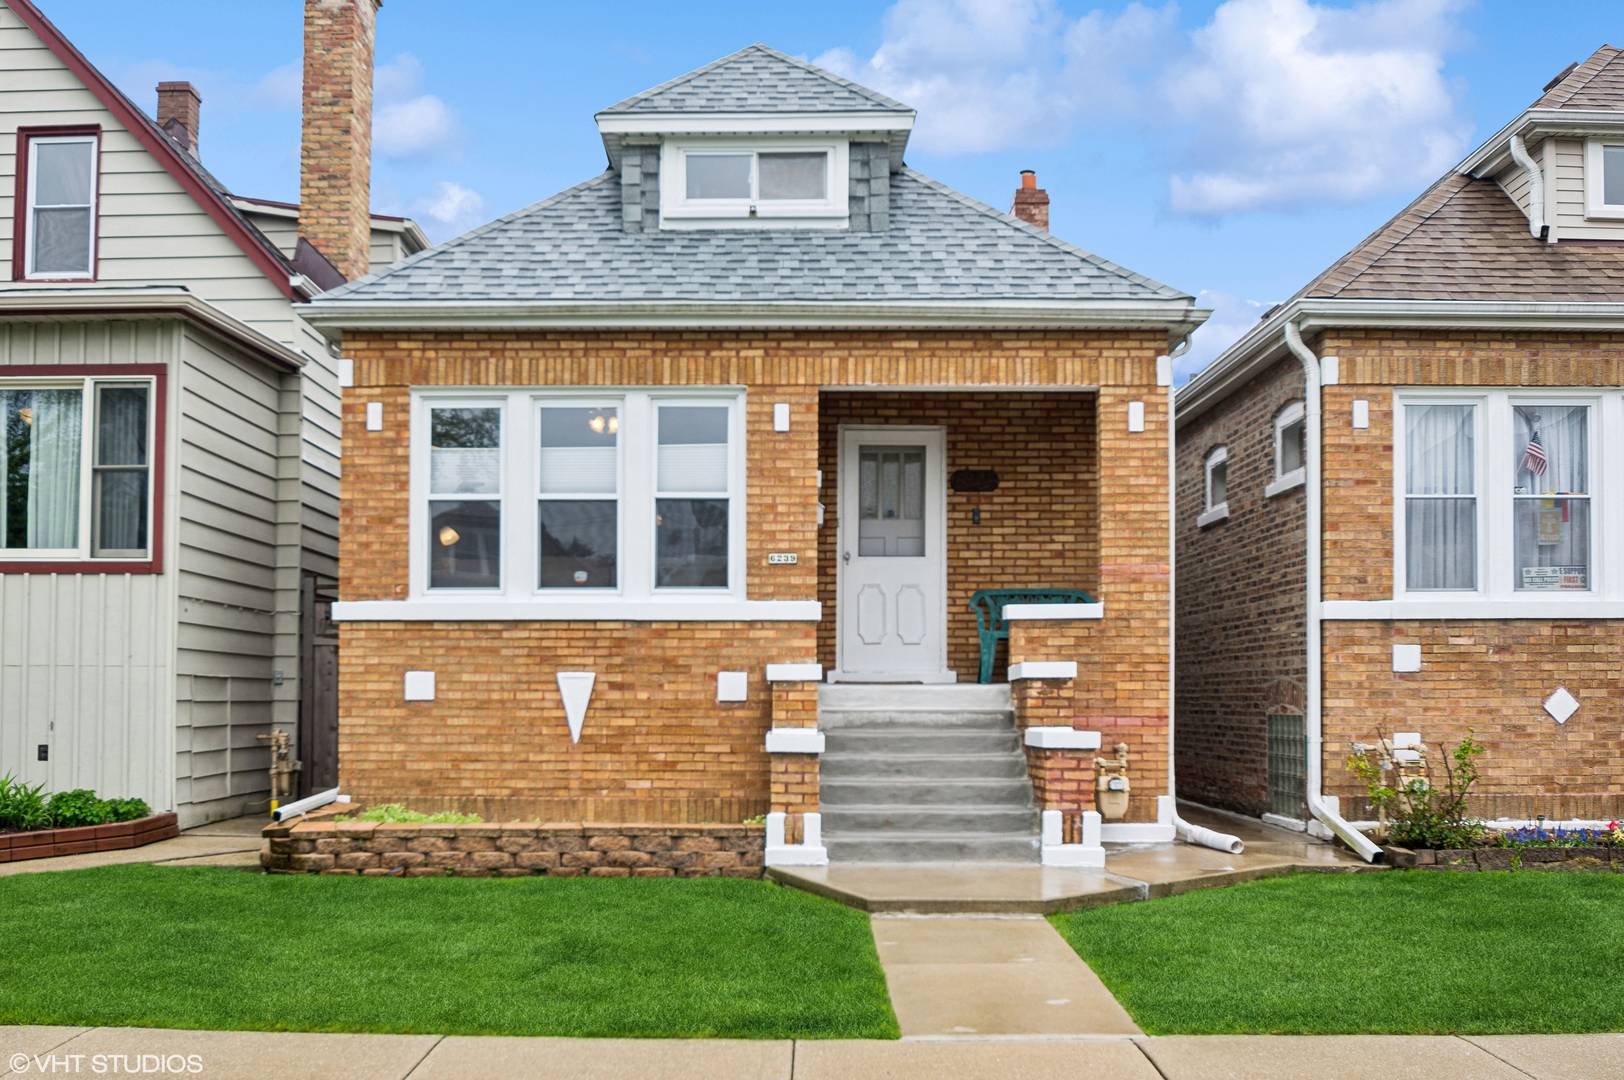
top-left (1508, 134), bottom-right (1549, 241)
top-left (1283, 320), bottom-right (1382, 863)
top-left (1163, 335), bottom-right (1246, 856)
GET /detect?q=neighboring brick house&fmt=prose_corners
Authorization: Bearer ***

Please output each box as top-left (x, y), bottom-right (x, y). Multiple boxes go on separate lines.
top-left (0, 0), bottom-right (424, 825)
top-left (1176, 46), bottom-right (1624, 857)
top-left (307, 46), bottom-right (1210, 865)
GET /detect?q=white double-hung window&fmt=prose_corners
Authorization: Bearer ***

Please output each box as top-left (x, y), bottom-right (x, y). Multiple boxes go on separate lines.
top-left (1, 377), bottom-right (155, 562)
top-left (1396, 390), bottom-right (1614, 601)
top-left (413, 389), bottom-right (744, 601)
top-left (23, 132), bottom-right (99, 280)
top-left (1266, 402), bottom-right (1306, 497)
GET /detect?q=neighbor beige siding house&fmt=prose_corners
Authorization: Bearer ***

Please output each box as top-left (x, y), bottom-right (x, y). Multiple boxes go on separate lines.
top-left (0, 0), bottom-right (423, 824)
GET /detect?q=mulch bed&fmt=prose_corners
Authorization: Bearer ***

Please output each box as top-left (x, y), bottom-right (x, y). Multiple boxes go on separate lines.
top-left (1383, 843), bottom-right (1622, 872)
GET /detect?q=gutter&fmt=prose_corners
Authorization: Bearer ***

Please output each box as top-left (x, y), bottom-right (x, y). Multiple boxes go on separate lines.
top-left (1163, 335), bottom-right (1245, 856)
top-left (1507, 135), bottom-right (1550, 241)
top-left (1282, 321), bottom-right (1381, 864)
top-left (302, 298), bottom-right (1210, 337)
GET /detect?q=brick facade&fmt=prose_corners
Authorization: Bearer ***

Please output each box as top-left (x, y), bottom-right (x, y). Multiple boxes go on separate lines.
top-left (1177, 329), bottom-right (1624, 821)
top-left (337, 329), bottom-right (1171, 823)
top-left (1174, 355), bottom-right (1307, 815)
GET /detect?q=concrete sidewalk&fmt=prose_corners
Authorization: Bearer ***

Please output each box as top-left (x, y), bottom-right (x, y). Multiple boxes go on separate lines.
top-left (4, 1027), bottom-right (1620, 1079)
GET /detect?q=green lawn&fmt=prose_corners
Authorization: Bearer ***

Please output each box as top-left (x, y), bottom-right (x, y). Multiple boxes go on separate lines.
top-left (0, 865), bottom-right (898, 1040)
top-left (1052, 870), bottom-right (1624, 1035)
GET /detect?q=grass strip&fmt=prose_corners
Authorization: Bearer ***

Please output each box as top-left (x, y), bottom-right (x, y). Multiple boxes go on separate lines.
top-left (0, 864), bottom-right (898, 1039)
top-left (1052, 870), bottom-right (1624, 1035)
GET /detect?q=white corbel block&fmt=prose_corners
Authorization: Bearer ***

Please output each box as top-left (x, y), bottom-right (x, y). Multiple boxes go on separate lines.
top-left (1008, 661), bottom-right (1077, 681)
top-left (766, 663), bottom-right (823, 682)
top-left (1392, 644), bottom-right (1422, 672)
top-left (717, 671), bottom-right (749, 702)
top-left (1024, 727), bottom-right (1101, 750)
top-left (765, 728), bottom-right (825, 754)
top-left (403, 670), bottom-right (435, 701)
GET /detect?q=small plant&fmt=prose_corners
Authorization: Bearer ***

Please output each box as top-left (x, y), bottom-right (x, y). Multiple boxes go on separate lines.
top-left (48, 789), bottom-right (113, 828)
top-left (0, 772), bottom-right (51, 831)
top-left (103, 797), bottom-right (152, 823)
top-left (1349, 729), bottom-right (1487, 849)
top-left (335, 803), bottom-right (482, 824)
top-left (742, 814), bottom-right (767, 825)
top-left (1499, 824), bottom-right (1618, 848)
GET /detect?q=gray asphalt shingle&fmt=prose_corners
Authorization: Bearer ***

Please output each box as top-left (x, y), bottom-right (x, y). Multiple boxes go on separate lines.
top-left (597, 43), bottom-right (911, 117)
top-left (322, 169), bottom-right (1188, 306)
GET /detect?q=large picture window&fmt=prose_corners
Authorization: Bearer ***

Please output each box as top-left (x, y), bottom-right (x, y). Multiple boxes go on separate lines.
top-left (0, 376), bottom-right (155, 565)
top-left (1396, 391), bottom-right (1610, 603)
top-left (413, 390), bottom-right (743, 601)
top-left (18, 131), bottom-right (99, 280)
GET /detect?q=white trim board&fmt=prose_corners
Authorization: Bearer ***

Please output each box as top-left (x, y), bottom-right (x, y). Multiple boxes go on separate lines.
top-left (333, 600), bottom-right (823, 622)
top-left (1003, 603), bottom-right (1104, 620)
top-left (1321, 600), bottom-right (1624, 620)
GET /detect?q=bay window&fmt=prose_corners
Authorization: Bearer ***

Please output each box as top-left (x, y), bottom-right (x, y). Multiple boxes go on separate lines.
top-left (1396, 391), bottom-right (1609, 600)
top-left (1, 376), bottom-right (155, 565)
top-left (412, 389), bottom-right (744, 600)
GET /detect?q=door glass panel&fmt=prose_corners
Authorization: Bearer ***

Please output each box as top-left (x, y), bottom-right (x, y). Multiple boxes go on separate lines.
top-left (857, 445), bottom-right (925, 556)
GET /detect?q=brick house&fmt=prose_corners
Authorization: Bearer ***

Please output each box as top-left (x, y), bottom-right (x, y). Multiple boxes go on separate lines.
top-left (307, 46), bottom-right (1210, 865)
top-left (0, 0), bottom-right (424, 824)
top-left (1175, 46), bottom-right (1624, 858)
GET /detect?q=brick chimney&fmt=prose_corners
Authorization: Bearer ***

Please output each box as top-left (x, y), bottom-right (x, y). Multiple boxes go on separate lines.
top-left (156, 81), bottom-right (201, 157)
top-left (1011, 170), bottom-right (1049, 231)
top-left (300, 0), bottom-right (380, 281)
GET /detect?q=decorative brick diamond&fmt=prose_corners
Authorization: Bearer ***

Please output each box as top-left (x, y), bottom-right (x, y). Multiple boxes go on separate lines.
top-left (1544, 687), bottom-right (1579, 724)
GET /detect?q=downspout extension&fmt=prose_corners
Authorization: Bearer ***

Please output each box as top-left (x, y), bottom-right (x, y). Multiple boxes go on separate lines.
top-left (1283, 321), bottom-right (1381, 863)
top-left (1508, 134), bottom-right (1550, 242)
top-left (1164, 335), bottom-right (1246, 856)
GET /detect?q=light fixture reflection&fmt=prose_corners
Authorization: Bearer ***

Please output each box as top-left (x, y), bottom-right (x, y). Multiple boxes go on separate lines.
top-left (587, 411), bottom-right (619, 436)
top-left (438, 526), bottom-right (460, 547)
top-left (17, 407), bottom-right (32, 427)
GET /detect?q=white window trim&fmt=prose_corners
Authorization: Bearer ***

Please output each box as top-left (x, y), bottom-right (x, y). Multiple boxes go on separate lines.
top-left (660, 138), bottom-right (849, 229)
top-left (1198, 446), bottom-right (1229, 527)
top-left (0, 374), bottom-right (155, 561)
top-left (1392, 387), bottom-right (1616, 608)
top-left (1583, 136), bottom-right (1624, 220)
top-left (1266, 401), bottom-right (1306, 498)
top-left (409, 387), bottom-right (748, 605)
top-left (24, 134), bottom-right (99, 281)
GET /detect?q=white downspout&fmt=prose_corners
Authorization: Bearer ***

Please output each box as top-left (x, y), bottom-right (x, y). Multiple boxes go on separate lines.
top-left (1164, 336), bottom-right (1245, 856)
top-left (1508, 134), bottom-right (1549, 242)
top-left (1283, 320), bottom-right (1381, 863)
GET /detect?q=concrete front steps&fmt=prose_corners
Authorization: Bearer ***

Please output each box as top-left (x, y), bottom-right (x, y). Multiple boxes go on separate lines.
top-left (817, 684), bottom-right (1041, 863)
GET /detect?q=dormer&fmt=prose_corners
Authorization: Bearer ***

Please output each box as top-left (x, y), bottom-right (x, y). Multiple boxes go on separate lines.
top-left (594, 44), bottom-right (915, 233)
top-left (1463, 45), bottom-right (1624, 244)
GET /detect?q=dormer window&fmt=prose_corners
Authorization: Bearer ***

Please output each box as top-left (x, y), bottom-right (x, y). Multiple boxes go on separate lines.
top-left (662, 140), bottom-right (848, 228)
top-left (1583, 137), bottom-right (1624, 220)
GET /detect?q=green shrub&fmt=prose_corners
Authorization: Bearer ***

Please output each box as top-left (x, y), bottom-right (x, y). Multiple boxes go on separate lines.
top-left (336, 803), bottom-right (483, 824)
top-left (0, 773), bottom-right (51, 832)
top-left (47, 789), bottom-right (112, 828)
top-left (102, 798), bottom-right (152, 823)
top-left (1349, 731), bottom-right (1487, 849)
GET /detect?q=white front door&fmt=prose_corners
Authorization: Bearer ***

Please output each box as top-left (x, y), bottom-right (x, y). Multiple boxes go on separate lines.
top-left (835, 426), bottom-right (952, 682)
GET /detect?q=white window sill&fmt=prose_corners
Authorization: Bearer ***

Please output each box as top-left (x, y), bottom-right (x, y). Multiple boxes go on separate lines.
top-left (1196, 504), bottom-right (1229, 528)
top-left (333, 599), bottom-right (823, 622)
top-left (1322, 598), bottom-right (1624, 620)
top-left (1002, 603), bottom-right (1104, 621)
top-left (1264, 470), bottom-right (1305, 499)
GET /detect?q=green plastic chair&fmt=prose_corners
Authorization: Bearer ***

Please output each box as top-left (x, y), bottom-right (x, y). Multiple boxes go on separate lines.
top-left (968, 589), bottom-right (1095, 684)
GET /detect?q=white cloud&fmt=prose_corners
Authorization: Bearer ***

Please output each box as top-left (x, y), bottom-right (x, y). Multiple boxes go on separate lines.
top-left (1179, 291), bottom-right (1276, 384)
top-left (373, 53), bottom-right (462, 159)
top-left (412, 181), bottom-right (487, 237)
top-left (247, 61), bottom-right (303, 111)
top-left (821, 0), bottom-right (1472, 215)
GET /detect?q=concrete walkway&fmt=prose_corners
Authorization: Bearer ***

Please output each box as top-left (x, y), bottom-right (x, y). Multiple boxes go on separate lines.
top-left (871, 915), bottom-right (1139, 1037)
top-left (4, 1027), bottom-right (1619, 1079)
top-left (0, 817), bottom-right (263, 876)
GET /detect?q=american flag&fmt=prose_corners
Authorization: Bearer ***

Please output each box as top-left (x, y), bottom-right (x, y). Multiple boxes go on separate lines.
top-left (1520, 431), bottom-right (1548, 476)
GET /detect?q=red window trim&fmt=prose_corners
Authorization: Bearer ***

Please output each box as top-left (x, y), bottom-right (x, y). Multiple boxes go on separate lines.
top-left (0, 363), bottom-right (166, 574)
top-left (12, 124), bottom-right (103, 284)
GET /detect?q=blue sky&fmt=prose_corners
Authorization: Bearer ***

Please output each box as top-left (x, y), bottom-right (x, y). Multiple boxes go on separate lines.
top-left (40, 0), bottom-right (1623, 378)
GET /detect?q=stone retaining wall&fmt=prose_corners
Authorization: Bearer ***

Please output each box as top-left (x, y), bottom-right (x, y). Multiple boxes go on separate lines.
top-left (261, 816), bottom-right (766, 878)
top-left (1385, 844), bottom-right (1622, 872)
